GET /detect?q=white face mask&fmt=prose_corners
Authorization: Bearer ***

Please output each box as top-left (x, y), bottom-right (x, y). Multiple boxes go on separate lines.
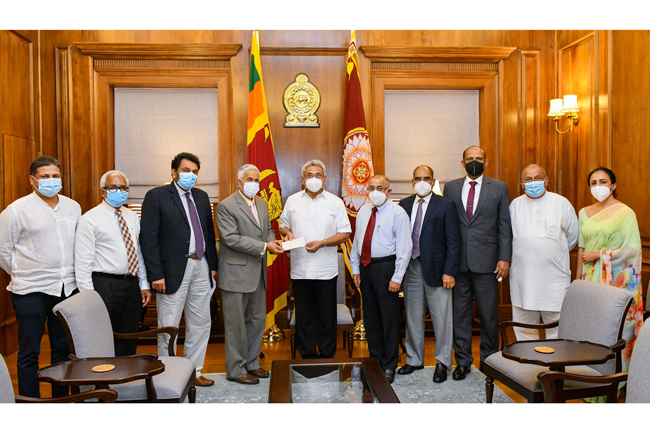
top-left (413, 181), bottom-right (432, 197)
top-left (368, 190), bottom-right (387, 207)
top-left (242, 181), bottom-right (260, 198)
top-left (591, 185), bottom-right (612, 202)
top-left (305, 177), bottom-right (323, 193)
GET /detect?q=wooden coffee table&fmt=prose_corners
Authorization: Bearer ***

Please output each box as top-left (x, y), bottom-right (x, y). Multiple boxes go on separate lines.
top-left (38, 356), bottom-right (165, 402)
top-left (268, 357), bottom-right (399, 403)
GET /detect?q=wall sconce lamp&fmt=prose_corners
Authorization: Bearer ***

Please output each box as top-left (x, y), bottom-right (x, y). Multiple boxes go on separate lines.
top-left (548, 95), bottom-right (580, 133)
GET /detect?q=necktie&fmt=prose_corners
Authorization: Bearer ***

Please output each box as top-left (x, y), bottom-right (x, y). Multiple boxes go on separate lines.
top-left (360, 207), bottom-right (378, 267)
top-left (466, 181), bottom-right (478, 222)
top-left (249, 201), bottom-right (260, 226)
top-left (185, 192), bottom-right (204, 260)
top-left (115, 209), bottom-right (139, 276)
top-left (411, 198), bottom-right (424, 259)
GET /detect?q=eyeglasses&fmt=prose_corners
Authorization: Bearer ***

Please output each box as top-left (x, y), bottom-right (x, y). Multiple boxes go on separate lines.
top-left (367, 186), bottom-right (389, 192)
top-left (304, 174), bottom-right (324, 179)
top-left (523, 177), bottom-right (545, 183)
top-left (102, 186), bottom-right (130, 193)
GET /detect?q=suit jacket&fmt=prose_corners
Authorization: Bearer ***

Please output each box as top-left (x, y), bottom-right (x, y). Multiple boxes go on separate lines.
top-left (443, 176), bottom-right (512, 273)
top-left (399, 193), bottom-right (461, 287)
top-left (139, 182), bottom-right (218, 295)
top-left (216, 191), bottom-right (276, 294)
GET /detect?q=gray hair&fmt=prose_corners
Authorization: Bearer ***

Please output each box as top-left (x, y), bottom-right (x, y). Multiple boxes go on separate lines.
top-left (521, 164), bottom-right (547, 180)
top-left (100, 170), bottom-right (129, 187)
top-left (301, 159), bottom-right (326, 177)
top-left (237, 164), bottom-right (261, 181)
top-left (369, 174), bottom-right (390, 187)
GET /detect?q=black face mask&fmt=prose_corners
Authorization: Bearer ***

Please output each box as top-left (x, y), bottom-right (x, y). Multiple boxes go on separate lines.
top-left (465, 160), bottom-right (484, 177)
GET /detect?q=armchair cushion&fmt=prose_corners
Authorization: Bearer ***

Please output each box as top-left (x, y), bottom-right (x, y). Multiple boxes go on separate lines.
top-left (484, 352), bottom-right (605, 392)
top-left (0, 355), bottom-right (15, 403)
top-left (626, 321), bottom-right (650, 403)
top-left (110, 356), bottom-right (195, 401)
top-left (336, 304), bottom-right (353, 325)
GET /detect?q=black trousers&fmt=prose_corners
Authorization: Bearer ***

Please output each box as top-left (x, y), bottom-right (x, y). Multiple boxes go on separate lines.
top-left (10, 285), bottom-right (72, 398)
top-left (360, 259), bottom-right (399, 372)
top-left (293, 277), bottom-right (337, 359)
top-left (452, 271), bottom-right (499, 367)
top-left (92, 273), bottom-right (142, 356)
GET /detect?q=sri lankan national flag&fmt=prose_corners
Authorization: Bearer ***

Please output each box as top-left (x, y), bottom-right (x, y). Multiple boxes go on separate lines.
top-left (247, 30), bottom-right (289, 330)
top-left (341, 30), bottom-right (374, 241)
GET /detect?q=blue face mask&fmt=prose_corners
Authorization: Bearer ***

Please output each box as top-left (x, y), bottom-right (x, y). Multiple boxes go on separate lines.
top-left (177, 172), bottom-right (197, 190)
top-left (105, 190), bottom-right (128, 208)
top-left (34, 177), bottom-right (62, 197)
top-left (524, 181), bottom-right (545, 198)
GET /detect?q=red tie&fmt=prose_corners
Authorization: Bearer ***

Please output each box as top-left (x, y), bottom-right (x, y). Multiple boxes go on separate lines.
top-left (466, 181), bottom-right (477, 222)
top-left (360, 207), bottom-right (378, 266)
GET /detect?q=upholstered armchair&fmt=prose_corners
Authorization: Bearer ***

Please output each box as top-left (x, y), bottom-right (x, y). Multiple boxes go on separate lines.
top-left (0, 354), bottom-right (117, 403)
top-left (53, 289), bottom-right (196, 403)
top-left (288, 252), bottom-right (356, 359)
top-left (483, 279), bottom-right (633, 403)
top-left (539, 318), bottom-right (650, 403)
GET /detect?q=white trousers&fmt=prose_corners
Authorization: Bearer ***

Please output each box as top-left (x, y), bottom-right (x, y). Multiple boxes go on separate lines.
top-left (511, 306), bottom-right (560, 341)
top-left (157, 257), bottom-right (212, 375)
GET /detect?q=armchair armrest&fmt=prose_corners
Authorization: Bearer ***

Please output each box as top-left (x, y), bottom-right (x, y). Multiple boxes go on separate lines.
top-left (497, 320), bottom-right (559, 348)
top-left (537, 370), bottom-right (628, 403)
top-left (114, 326), bottom-right (179, 356)
top-left (610, 338), bottom-right (626, 353)
top-left (15, 389), bottom-right (118, 403)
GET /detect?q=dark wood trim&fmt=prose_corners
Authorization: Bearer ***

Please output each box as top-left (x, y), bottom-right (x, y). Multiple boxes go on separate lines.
top-left (75, 43), bottom-right (242, 60)
top-left (360, 46), bottom-right (517, 63)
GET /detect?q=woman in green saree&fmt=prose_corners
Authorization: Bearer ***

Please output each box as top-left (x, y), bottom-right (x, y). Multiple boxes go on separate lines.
top-left (577, 168), bottom-right (643, 401)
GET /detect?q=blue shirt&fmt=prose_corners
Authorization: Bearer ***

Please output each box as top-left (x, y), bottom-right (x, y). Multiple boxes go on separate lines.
top-left (350, 199), bottom-right (412, 283)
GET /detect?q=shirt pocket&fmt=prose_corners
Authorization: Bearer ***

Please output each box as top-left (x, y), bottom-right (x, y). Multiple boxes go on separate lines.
top-left (544, 220), bottom-right (561, 239)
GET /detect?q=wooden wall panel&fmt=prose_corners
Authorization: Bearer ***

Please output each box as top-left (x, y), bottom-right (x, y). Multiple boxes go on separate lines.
top-left (0, 30), bottom-right (40, 356)
top-left (610, 30), bottom-right (650, 293)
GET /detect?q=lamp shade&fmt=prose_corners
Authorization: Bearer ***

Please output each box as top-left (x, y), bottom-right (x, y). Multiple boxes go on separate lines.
top-left (562, 94), bottom-right (579, 112)
top-left (548, 99), bottom-right (564, 116)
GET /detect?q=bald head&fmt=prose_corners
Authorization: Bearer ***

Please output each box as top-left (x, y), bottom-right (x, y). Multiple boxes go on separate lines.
top-left (462, 146), bottom-right (486, 161)
top-left (368, 174), bottom-right (390, 188)
top-left (521, 164), bottom-right (547, 181)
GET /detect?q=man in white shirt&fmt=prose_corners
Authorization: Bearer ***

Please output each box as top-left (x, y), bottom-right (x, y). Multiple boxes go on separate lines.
top-left (75, 170), bottom-right (151, 356)
top-left (350, 175), bottom-right (412, 383)
top-left (0, 156), bottom-right (81, 398)
top-left (509, 164), bottom-right (578, 340)
top-left (280, 160), bottom-right (351, 359)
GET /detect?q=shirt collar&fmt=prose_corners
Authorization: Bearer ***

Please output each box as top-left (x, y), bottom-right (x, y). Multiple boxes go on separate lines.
top-left (31, 190), bottom-right (60, 211)
top-left (239, 189), bottom-right (254, 205)
top-left (415, 192), bottom-right (433, 204)
top-left (174, 180), bottom-right (191, 197)
top-left (301, 189), bottom-right (325, 200)
top-left (464, 174), bottom-right (484, 186)
top-left (100, 199), bottom-right (122, 214)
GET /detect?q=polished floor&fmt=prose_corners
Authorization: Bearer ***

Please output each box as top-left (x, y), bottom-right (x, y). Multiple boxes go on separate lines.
top-left (4, 331), bottom-right (622, 403)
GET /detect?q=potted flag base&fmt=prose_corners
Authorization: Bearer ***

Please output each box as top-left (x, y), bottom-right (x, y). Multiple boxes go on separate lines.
top-left (263, 324), bottom-right (286, 343)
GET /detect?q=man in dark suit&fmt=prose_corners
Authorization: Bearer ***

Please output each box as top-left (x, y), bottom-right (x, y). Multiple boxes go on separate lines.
top-left (216, 164), bottom-right (283, 385)
top-left (397, 165), bottom-right (460, 383)
top-left (140, 152), bottom-right (218, 387)
top-left (443, 146), bottom-right (512, 380)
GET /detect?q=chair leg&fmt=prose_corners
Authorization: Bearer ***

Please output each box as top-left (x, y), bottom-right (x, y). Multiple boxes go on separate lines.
top-left (291, 334), bottom-right (296, 360)
top-left (485, 375), bottom-right (494, 403)
top-left (188, 385), bottom-right (196, 403)
top-left (347, 332), bottom-right (353, 358)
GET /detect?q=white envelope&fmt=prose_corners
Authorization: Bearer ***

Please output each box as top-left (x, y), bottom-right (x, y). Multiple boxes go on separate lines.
top-left (282, 237), bottom-right (306, 251)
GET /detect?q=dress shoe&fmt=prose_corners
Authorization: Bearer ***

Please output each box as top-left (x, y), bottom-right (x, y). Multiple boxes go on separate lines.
top-left (433, 363), bottom-right (448, 383)
top-left (226, 373), bottom-right (260, 385)
top-left (397, 364), bottom-right (424, 375)
top-left (384, 369), bottom-right (395, 384)
top-left (194, 375), bottom-right (215, 387)
top-left (452, 365), bottom-right (471, 381)
top-left (247, 367), bottom-right (270, 379)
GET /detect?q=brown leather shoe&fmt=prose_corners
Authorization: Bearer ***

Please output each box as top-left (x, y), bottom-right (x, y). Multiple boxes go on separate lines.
top-left (246, 367), bottom-right (270, 379)
top-left (226, 372), bottom-right (260, 385)
top-left (194, 375), bottom-right (215, 387)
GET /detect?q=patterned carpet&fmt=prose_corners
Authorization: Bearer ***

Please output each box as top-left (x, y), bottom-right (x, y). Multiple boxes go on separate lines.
top-left (194, 366), bottom-right (513, 403)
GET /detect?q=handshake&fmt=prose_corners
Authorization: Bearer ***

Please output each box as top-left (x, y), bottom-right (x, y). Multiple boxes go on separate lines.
top-left (266, 240), bottom-right (284, 255)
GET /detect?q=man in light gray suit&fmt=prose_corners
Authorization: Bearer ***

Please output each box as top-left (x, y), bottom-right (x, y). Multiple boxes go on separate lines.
top-left (216, 164), bottom-right (284, 385)
top-left (443, 146), bottom-right (512, 380)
